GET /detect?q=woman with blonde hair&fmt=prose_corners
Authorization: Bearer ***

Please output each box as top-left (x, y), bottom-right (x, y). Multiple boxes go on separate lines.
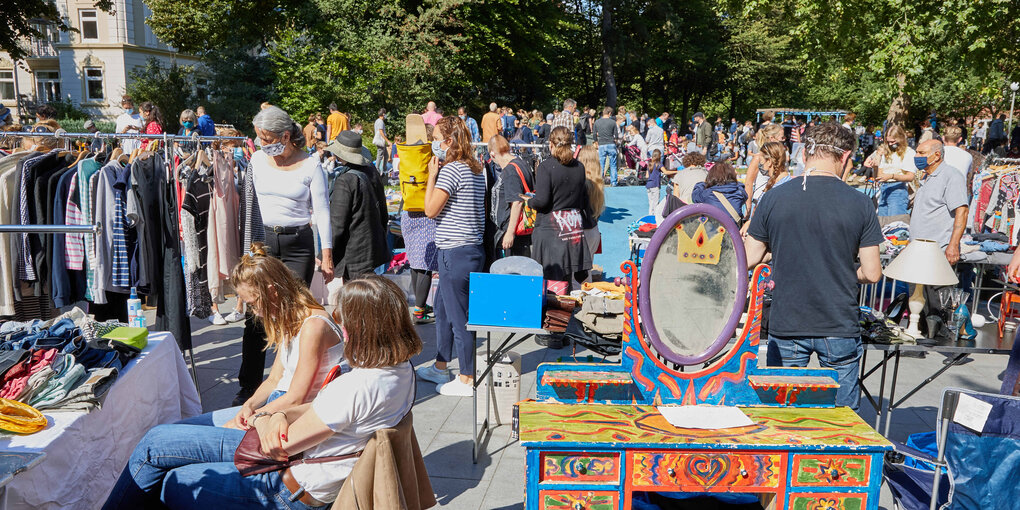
top-left (178, 244), bottom-right (344, 428)
top-left (863, 124), bottom-right (915, 216)
top-left (743, 123), bottom-right (786, 214)
top-left (416, 115), bottom-right (487, 396)
top-left (529, 126), bottom-right (592, 294)
top-left (104, 276), bottom-right (420, 509)
top-left (577, 145), bottom-right (605, 261)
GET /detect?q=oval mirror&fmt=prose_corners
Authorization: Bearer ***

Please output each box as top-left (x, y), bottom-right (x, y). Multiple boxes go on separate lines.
top-left (637, 203), bottom-right (747, 366)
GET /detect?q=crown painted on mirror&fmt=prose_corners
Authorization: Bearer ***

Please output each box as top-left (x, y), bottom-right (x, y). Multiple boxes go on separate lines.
top-left (676, 217), bottom-right (725, 265)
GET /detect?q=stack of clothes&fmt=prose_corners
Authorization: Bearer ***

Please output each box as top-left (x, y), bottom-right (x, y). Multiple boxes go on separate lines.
top-left (880, 221), bottom-right (910, 257)
top-left (0, 307), bottom-right (135, 413)
top-left (960, 232), bottom-right (1014, 263)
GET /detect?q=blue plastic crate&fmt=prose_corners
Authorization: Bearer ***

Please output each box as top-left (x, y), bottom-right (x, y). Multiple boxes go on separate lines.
top-left (468, 273), bottom-right (544, 329)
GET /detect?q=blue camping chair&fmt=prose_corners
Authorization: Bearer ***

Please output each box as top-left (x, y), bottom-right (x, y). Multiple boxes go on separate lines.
top-left (883, 334), bottom-right (1020, 510)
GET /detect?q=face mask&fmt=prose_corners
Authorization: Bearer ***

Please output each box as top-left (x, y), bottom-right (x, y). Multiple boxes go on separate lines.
top-left (233, 148), bottom-right (243, 159)
top-left (262, 141), bottom-right (286, 157)
top-left (183, 121), bottom-right (195, 130)
top-left (889, 142), bottom-right (899, 149)
top-left (431, 139), bottom-right (447, 160)
top-left (459, 115), bottom-right (466, 121)
top-left (125, 108), bottom-right (134, 115)
top-left (913, 155), bottom-right (931, 170)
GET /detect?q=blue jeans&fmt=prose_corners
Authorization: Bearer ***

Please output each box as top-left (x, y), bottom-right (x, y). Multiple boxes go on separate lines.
top-left (878, 182), bottom-right (909, 216)
top-left (177, 389), bottom-right (286, 427)
top-left (768, 335), bottom-right (863, 411)
top-left (598, 144), bottom-right (618, 185)
top-left (102, 424), bottom-right (321, 509)
top-left (435, 244), bottom-right (485, 377)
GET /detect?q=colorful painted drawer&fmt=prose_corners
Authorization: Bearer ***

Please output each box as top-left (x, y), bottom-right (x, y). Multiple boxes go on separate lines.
top-left (630, 451), bottom-right (783, 490)
top-left (790, 454), bottom-right (871, 487)
top-left (788, 492), bottom-right (867, 510)
top-left (539, 451), bottom-right (620, 483)
top-left (538, 490), bottom-right (618, 510)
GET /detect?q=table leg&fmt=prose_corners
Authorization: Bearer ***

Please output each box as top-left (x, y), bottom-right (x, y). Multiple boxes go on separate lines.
top-left (972, 267), bottom-right (984, 314)
top-left (875, 349), bottom-right (889, 429)
top-left (186, 347), bottom-right (201, 406)
top-left (472, 332), bottom-right (492, 464)
top-left (890, 353), bottom-right (970, 412)
top-left (882, 350), bottom-right (902, 437)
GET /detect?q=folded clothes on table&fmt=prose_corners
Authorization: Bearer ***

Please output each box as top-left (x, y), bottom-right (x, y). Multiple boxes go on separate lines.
top-left (34, 367), bottom-right (117, 413)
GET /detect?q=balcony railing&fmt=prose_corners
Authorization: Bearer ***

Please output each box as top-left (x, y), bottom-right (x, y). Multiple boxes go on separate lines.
top-left (27, 39), bottom-right (57, 58)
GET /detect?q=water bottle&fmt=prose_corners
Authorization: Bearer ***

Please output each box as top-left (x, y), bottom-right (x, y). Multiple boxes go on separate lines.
top-left (127, 287), bottom-right (144, 328)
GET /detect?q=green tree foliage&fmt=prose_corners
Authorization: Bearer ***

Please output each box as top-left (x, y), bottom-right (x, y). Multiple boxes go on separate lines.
top-left (125, 59), bottom-right (198, 134)
top-left (131, 0), bottom-right (1016, 132)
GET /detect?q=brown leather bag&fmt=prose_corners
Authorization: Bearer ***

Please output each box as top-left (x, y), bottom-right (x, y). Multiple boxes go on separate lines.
top-left (233, 428), bottom-right (362, 477)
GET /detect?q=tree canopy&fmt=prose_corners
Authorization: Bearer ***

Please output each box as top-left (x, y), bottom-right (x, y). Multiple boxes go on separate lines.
top-left (130, 0), bottom-right (1018, 132)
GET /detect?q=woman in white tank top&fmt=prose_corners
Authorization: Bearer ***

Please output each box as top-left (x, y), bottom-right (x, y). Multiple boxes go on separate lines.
top-left (177, 244), bottom-right (344, 428)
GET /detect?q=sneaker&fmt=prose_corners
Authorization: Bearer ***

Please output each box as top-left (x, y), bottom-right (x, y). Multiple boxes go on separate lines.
top-left (437, 377), bottom-right (474, 397)
top-left (416, 363), bottom-right (453, 384)
top-left (413, 305), bottom-right (435, 324)
top-left (223, 311), bottom-right (245, 323)
top-left (208, 312), bottom-right (227, 326)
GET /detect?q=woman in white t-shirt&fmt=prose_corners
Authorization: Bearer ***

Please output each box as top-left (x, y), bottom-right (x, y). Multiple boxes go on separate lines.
top-left (863, 124), bottom-right (916, 216)
top-left (177, 244), bottom-right (344, 428)
top-left (103, 276), bottom-right (421, 510)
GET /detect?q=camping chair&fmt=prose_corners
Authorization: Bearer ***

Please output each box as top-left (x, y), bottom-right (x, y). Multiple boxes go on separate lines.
top-left (882, 387), bottom-right (1020, 510)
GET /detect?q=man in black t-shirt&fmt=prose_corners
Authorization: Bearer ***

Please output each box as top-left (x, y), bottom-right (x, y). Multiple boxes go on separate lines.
top-left (594, 107), bottom-right (619, 185)
top-left (744, 122), bottom-right (883, 411)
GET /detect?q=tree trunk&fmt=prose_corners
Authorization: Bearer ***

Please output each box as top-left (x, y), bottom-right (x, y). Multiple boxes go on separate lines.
top-left (601, 0), bottom-right (617, 107)
top-left (728, 86), bottom-right (737, 121)
top-left (886, 73), bottom-right (910, 128)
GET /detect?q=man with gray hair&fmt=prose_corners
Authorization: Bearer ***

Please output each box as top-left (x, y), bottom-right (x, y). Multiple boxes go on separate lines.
top-left (481, 102), bottom-right (500, 144)
top-left (910, 139), bottom-right (968, 264)
top-left (551, 98), bottom-right (576, 131)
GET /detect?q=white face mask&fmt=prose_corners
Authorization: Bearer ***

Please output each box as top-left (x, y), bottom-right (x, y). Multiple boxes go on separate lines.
top-left (262, 142), bottom-right (286, 157)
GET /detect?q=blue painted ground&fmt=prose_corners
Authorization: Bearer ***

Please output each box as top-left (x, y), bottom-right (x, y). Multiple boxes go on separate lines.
top-left (593, 185), bottom-right (652, 278)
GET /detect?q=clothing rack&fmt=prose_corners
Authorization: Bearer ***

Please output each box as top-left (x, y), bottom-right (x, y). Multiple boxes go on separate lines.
top-left (0, 224), bottom-right (99, 234)
top-left (0, 131), bottom-right (247, 142)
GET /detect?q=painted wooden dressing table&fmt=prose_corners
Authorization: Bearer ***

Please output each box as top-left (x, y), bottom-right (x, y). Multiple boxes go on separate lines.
top-left (519, 204), bottom-right (892, 510)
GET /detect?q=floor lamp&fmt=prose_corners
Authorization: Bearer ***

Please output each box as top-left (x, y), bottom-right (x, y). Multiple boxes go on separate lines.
top-left (883, 239), bottom-right (959, 339)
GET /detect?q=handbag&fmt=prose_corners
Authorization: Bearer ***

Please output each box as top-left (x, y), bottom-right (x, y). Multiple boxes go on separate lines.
top-left (510, 162), bottom-right (537, 236)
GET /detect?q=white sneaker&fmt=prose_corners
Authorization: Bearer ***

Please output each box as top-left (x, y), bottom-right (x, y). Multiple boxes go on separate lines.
top-left (416, 364), bottom-right (453, 385)
top-left (208, 313), bottom-right (227, 326)
top-left (223, 311), bottom-right (245, 323)
top-left (437, 377), bottom-right (474, 397)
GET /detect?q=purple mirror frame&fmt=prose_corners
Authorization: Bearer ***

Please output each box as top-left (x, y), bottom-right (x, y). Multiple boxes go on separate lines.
top-left (637, 203), bottom-right (748, 366)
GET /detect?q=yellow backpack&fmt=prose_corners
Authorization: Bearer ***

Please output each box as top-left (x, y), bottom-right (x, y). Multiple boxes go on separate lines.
top-left (397, 143), bottom-right (432, 212)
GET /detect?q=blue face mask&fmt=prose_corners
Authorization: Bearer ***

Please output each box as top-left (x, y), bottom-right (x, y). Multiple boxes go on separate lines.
top-left (125, 108), bottom-right (134, 115)
top-left (233, 148), bottom-right (243, 159)
top-left (183, 121), bottom-right (195, 130)
top-left (913, 155), bottom-right (931, 170)
top-left (431, 139), bottom-right (447, 161)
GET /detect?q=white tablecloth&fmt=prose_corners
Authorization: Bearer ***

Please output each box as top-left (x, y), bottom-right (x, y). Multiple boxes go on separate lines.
top-left (0, 332), bottom-right (202, 509)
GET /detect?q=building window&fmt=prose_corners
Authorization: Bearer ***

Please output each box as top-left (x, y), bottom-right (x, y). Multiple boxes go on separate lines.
top-left (195, 78), bottom-right (210, 101)
top-left (36, 71), bottom-right (60, 103)
top-left (84, 67), bottom-right (104, 101)
top-left (0, 71), bottom-right (14, 101)
top-left (79, 10), bottom-right (99, 41)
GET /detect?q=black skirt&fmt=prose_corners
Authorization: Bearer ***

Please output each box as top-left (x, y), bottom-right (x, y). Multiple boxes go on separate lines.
top-left (531, 208), bottom-right (592, 281)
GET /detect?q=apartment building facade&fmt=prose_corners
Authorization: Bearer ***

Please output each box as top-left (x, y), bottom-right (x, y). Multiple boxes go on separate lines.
top-left (0, 0), bottom-right (200, 122)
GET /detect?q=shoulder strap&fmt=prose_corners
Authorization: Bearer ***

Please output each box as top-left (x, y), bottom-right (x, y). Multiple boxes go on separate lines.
top-left (509, 162), bottom-right (532, 194)
top-left (302, 314), bottom-right (344, 339)
top-left (712, 190), bottom-right (742, 223)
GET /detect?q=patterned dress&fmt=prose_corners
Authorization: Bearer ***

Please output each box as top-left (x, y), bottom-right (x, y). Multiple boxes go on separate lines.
top-left (400, 211), bottom-right (438, 271)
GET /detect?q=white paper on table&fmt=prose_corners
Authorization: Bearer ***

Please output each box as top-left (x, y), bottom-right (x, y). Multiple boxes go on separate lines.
top-left (953, 393), bottom-right (993, 433)
top-left (656, 405), bottom-right (755, 429)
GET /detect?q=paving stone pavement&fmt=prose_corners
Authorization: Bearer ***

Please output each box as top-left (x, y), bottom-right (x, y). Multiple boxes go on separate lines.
top-left (179, 299), bottom-right (1009, 510)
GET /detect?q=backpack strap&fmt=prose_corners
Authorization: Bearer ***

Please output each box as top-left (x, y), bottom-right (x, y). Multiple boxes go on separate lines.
top-left (712, 191), bottom-right (742, 223)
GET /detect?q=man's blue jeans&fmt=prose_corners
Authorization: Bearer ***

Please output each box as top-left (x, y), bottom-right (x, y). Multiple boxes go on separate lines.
top-left (768, 335), bottom-right (863, 411)
top-left (598, 144), bottom-right (618, 185)
top-left (102, 424), bottom-right (321, 509)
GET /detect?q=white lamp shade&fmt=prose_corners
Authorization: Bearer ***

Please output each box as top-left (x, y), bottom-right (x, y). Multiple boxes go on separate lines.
top-left (883, 239), bottom-right (959, 286)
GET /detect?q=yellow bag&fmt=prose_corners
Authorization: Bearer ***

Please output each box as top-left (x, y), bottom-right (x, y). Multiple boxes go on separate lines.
top-left (397, 143), bottom-right (432, 212)
top-left (0, 398), bottom-right (47, 434)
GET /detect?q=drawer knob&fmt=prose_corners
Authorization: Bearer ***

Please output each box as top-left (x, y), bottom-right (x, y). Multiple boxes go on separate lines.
top-left (667, 468), bottom-right (676, 478)
top-left (740, 469), bottom-right (748, 478)
top-left (577, 464), bottom-right (588, 475)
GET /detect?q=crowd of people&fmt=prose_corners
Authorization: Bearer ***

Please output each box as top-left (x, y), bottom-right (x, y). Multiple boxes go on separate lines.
top-left (5, 91), bottom-right (1017, 509)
